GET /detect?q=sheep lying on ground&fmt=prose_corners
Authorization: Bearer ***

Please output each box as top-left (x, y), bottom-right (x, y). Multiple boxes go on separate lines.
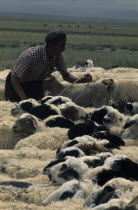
top-left (12, 113), bottom-right (44, 136)
top-left (27, 103), bottom-right (60, 120)
top-left (98, 106), bottom-right (138, 139)
top-left (13, 113), bottom-right (74, 140)
top-left (122, 114), bottom-right (138, 139)
top-left (85, 178), bottom-right (138, 209)
top-left (68, 120), bottom-right (106, 139)
top-left (47, 157), bottom-right (89, 184)
top-left (60, 102), bottom-right (87, 121)
top-left (85, 154), bottom-right (138, 186)
top-left (42, 179), bottom-right (93, 206)
top-left (11, 99), bottom-right (40, 116)
top-left (43, 152), bottom-right (113, 176)
top-left (40, 96), bottom-right (53, 104)
top-left (93, 131), bottom-right (125, 146)
top-left (87, 105), bottom-right (138, 139)
top-left (46, 96), bottom-right (72, 106)
top-left (44, 115), bottom-right (75, 129)
top-left (15, 126), bottom-right (68, 150)
top-left (56, 134), bottom-right (115, 158)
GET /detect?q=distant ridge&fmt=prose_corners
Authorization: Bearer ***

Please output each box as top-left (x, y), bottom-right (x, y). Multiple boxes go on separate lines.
top-left (0, 12), bottom-right (138, 23)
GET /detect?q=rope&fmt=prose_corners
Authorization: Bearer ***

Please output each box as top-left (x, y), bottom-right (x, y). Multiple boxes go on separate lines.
top-left (74, 82), bottom-right (90, 103)
top-left (58, 76), bottom-right (86, 96)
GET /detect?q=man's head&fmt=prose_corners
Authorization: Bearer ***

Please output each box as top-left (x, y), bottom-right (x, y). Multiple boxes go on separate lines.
top-left (45, 31), bottom-right (66, 56)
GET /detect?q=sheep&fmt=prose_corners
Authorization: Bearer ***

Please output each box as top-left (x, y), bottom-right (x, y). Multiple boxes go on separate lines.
top-left (126, 102), bottom-right (138, 115)
top-left (84, 59), bottom-right (94, 68)
top-left (85, 178), bottom-right (138, 209)
top-left (60, 102), bottom-right (87, 121)
top-left (56, 135), bottom-right (97, 154)
top-left (42, 179), bottom-right (79, 206)
top-left (12, 113), bottom-right (44, 136)
top-left (110, 67), bottom-right (138, 74)
top-left (40, 96), bottom-right (53, 104)
top-left (56, 147), bottom-right (86, 159)
top-left (47, 157), bottom-right (90, 184)
top-left (42, 179), bottom-right (93, 206)
top-left (95, 106), bottom-right (138, 139)
top-left (29, 103), bottom-right (60, 120)
top-left (93, 131), bottom-right (125, 146)
top-left (68, 120), bottom-right (106, 139)
top-left (91, 154), bottom-right (138, 186)
top-left (101, 78), bottom-right (138, 110)
top-left (46, 151), bottom-right (115, 185)
top-left (0, 69), bottom-right (10, 80)
top-left (44, 115), bottom-right (75, 129)
top-left (11, 98), bottom-right (40, 116)
top-left (122, 114), bottom-right (138, 139)
top-left (0, 101), bottom-right (28, 149)
top-left (43, 75), bottom-right (110, 107)
top-left (86, 106), bottom-right (108, 124)
top-left (57, 136), bottom-right (115, 157)
top-left (87, 106), bottom-right (128, 138)
top-left (15, 126), bottom-right (68, 150)
top-left (43, 152), bottom-right (113, 176)
top-left (46, 96), bottom-right (72, 106)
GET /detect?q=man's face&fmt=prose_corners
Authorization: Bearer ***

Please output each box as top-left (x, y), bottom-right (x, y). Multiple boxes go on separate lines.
top-left (53, 39), bottom-right (66, 56)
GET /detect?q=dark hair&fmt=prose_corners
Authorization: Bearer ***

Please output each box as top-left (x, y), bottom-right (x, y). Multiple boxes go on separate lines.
top-left (45, 31), bottom-right (66, 45)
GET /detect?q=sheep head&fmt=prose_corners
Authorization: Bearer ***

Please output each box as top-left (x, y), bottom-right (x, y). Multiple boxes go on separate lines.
top-left (12, 113), bottom-right (39, 135)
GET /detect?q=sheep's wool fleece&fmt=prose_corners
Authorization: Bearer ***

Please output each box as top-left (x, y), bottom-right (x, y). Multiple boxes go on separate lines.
top-left (0, 68), bottom-right (138, 209)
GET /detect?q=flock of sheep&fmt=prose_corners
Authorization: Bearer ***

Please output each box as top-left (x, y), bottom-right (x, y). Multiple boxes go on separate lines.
top-left (0, 63), bottom-right (137, 209)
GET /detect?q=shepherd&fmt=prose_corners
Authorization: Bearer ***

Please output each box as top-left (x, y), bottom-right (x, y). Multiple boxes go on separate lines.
top-left (5, 31), bottom-right (92, 102)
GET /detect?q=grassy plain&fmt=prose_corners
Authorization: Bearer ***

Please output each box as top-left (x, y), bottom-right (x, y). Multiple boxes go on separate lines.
top-left (0, 16), bottom-right (138, 70)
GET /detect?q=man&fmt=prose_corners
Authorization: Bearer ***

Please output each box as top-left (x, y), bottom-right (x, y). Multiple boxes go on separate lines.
top-left (5, 31), bottom-right (92, 102)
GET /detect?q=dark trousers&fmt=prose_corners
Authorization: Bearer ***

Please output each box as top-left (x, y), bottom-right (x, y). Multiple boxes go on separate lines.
top-left (5, 72), bottom-right (44, 102)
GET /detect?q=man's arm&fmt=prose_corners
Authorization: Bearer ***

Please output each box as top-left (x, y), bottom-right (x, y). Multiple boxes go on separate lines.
top-left (11, 73), bottom-right (28, 100)
top-left (61, 71), bottom-right (92, 83)
top-left (56, 55), bottom-right (92, 83)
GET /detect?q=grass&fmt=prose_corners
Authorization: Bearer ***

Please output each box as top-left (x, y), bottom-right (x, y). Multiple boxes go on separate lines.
top-left (0, 16), bottom-right (138, 70)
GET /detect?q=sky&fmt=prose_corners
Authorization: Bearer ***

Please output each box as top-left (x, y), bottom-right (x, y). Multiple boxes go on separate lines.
top-left (0, 0), bottom-right (138, 21)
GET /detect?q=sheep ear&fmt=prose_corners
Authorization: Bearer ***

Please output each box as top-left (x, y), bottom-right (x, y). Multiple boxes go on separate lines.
top-left (123, 120), bottom-right (136, 129)
top-left (32, 119), bottom-right (38, 129)
top-left (101, 78), bottom-right (114, 91)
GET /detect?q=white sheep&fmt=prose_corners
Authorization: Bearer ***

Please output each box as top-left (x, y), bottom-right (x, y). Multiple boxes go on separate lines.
top-left (122, 114), bottom-right (138, 139)
top-left (84, 154), bottom-right (138, 186)
top-left (60, 102), bottom-right (87, 121)
top-left (42, 179), bottom-right (93, 206)
top-left (46, 96), bottom-right (72, 106)
top-left (85, 178), bottom-right (138, 210)
top-left (101, 78), bottom-right (138, 109)
top-left (44, 115), bottom-right (75, 128)
top-left (47, 157), bottom-right (89, 184)
top-left (11, 98), bottom-right (40, 116)
top-left (12, 113), bottom-right (44, 136)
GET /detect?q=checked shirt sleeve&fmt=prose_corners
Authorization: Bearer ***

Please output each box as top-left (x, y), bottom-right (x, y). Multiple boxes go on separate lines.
top-left (11, 52), bottom-right (32, 81)
top-left (56, 54), bottom-right (68, 75)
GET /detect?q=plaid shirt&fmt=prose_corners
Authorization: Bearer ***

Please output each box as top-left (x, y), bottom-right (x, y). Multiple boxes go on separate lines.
top-left (11, 45), bottom-right (67, 82)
